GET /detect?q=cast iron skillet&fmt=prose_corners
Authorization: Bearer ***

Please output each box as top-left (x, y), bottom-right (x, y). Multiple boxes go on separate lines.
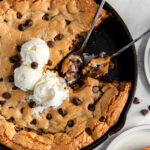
top-left (0, 1), bottom-right (137, 150)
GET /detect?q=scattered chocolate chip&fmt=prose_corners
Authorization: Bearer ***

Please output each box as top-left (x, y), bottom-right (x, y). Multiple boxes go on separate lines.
top-left (141, 109), bottom-right (149, 116)
top-left (9, 55), bottom-right (19, 63)
top-left (8, 75), bottom-right (14, 82)
top-left (58, 108), bottom-right (67, 117)
top-left (4, 19), bottom-right (8, 22)
top-left (12, 86), bottom-right (18, 90)
top-left (99, 52), bottom-right (107, 58)
top-left (2, 92), bottom-right (11, 99)
top-left (99, 116), bottom-right (106, 122)
top-left (88, 104), bottom-right (95, 112)
top-left (133, 97), bottom-right (140, 104)
top-left (47, 60), bottom-right (53, 66)
top-left (31, 62), bottom-right (38, 69)
top-left (54, 34), bottom-right (64, 41)
top-left (65, 20), bottom-right (71, 25)
top-left (8, 106), bottom-right (14, 109)
top-left (117, 85), bottom-right (125, 92)
top-left (47, 41), bottom-right (55, 48)
top-left (17, 45), bottom-right (21, 52)
top-left (25, 19), bottom-right (33, 27)
top-left (72, 97), bottom-right (82, 106)
top-left (28, 101), bottom-right (36, 108)
top-left (67, 120), bottom-right (74, 127)
top-left (0, 78), bottom-right (3, 82)
top-left (18, 24), bottom-right (26, 31)
top-left (15, 126), bottom-right (23, 132)
top-left (46, 113), bottom-right (52, 120)
top-left (0, 101), bottom-right (6, 106)
top-left (92, 86), bottom-right (100, 93)
top-left (0, 0), bottom-right (2, 2)
top-left (7, 117), bottom-right (14, 122)
top-left (16, 12), bottom-right (22, 19)
top-left (42, 13), bottom-right (50, 21)
top-left (30, 119), bottom-right (37, 125)
top-left (85, 128), bottom-right (92, 135)
top-left (13, 63), bottom-right (21, 69)
top-left (20, 107), bottom-right (24, 113)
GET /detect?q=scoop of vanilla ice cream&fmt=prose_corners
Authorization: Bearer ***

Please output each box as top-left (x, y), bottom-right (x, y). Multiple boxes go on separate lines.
top-left (21, 38), bottom-right (50, 66)
top-left (30, 71), bottom-right (69, 108)
top-left (14, 65), bottom-right (43, 91)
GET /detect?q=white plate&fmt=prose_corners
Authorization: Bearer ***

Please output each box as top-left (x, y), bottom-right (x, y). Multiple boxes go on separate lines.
top-left (144, 38), bottom-right (150, 85)
top-left (106, 125), bottom-right (150, 150)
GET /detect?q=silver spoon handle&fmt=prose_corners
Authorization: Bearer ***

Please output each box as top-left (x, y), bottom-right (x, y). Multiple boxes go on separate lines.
top-left (112, 28), bottom-right (150, 58)
top-left (80, 0), bottom-right (106, 52)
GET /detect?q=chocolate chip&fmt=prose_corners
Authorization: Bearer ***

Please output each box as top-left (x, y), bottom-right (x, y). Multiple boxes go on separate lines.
top-left (12, 86), bottom-right (18, 90)
top-left (47, 41), bottom-right (55, 48)
top-left (72, 97), bottom-right (82, 106)
top-left (28, 101), bottom-right (36, 108)
top-left (92, 86), bottom-right (100, 93)
top-left (58, 108), bottom-right (67, 117)
top-left (117, 85), bottom-right (125, 92)
top-left (54, 34), bottom-right (64, 41)
top-left (88, 104), bottom-right (95, 112)
top-left (99, 116), bottom-right (106, 122)
top-left (67, 120), bottom-right (74, 127)
top-left (46, 113), bottom-right (52, 120)
top-left (0, 101), bottom-right (6, 106)
top-left (148, 106), bottom-right (150, 111)
top-left (30, 119), bottom-right (37, 125)
top-left (18, 24), bottom-right (26, 31)
top-left (85, 128), bottom-right (92, 135)
top-left (17, 45), bottom-right (21, 52)
top-left (20, 107), bottom-right (24, 113)
top-left (9, 55), bottom-right (19, 63)
top-left (0, 0), bottom-right (3, 2)
top-left (31, 62), bottom-right (38, 69)
top-left (141, 109), bottom-right (149, 116)
top-left (42, 13), bottom-right (50, 21)
top-left (65, 20), bottom-right (71, 25)
top-left (8, 75), bottom-right (14, 82)
top-left (7, 117), bottom-right (14, 122)
top-left (25, 19), bottom-right (33, 27)
top-left (37, 128), bottom-right (44, 135)
top-left (8, 106), bottom-right (14, 109)
top-left (47, 60), bottom-right (53, 66)
top-left (2, 92), bottom-right (11, 99)
top-left (0, 78), bottom-right (3, 82)
top-left (15, 127), bottom-right (23, 132)
top-left (4, 19), bottom-right (8, 22)
top-left (133, 97), bottom-right (140, 104)
top-left (16, 12), bottom-right (22, 19)
top-left (13, 63), bottom-right (21, 69)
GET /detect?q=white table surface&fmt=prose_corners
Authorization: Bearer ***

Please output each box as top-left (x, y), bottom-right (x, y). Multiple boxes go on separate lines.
top-left (96, 0), bottom-right (150, 149)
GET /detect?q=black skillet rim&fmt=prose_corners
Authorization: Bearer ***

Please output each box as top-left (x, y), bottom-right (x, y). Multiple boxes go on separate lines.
top-left (82, 1), bottom-right (138, 150)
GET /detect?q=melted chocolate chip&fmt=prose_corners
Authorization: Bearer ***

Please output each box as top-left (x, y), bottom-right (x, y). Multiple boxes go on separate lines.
top-left (117, 85), bottom-right (125, 92)
top-left (46, 113), bottom-right (52, 120)
top-left (47, 60), bottom-right (53, 66)
top-left (88, 104), bottom-right (95, 112)
top-left (72, 97), bottom-right (82, 106)
top-left (54, 34), bottom-right (64, 41)
top-left (8, 106), bottom-right (14, 109)
top-left (92, 86), bottom-right (100, 93)
top-left (42, 13), bottom-right (50, 21)
top-left (0, 78), bottom-right (3, 82)
top-left (47, 41), bottom-right (55, 48)
top-left (0, 101), bottom-right (6, 106)
top-left (141, 109), bottom-right (149, 116)
top-left (9, 55), bottom-right (19, 63)
top-left (20, 107), bottom-right (24, 113)
top-left (15, 127), bottom-right (23, 132)
top-left (30, 119), bottom-right (37, 125)
top-left (16, 12), bottom-right (22, 19)
top-left (58, 108), bottom-right (67, 117)
top-left (25, 19), bottom-right (33, 27)
top-left (17, 45), bottom-right (21, 52)
top-left (2, 92), bottom-right (11, 99)
top-left (13, 63), bottom-right (21, 69)
top-left (28, 101), bottom-right (36, 108)
top-left (85, 128), bottom-right (92, 135)
top-left (65, 20), bottom-right (71, 25)
top-left (8, 75), bottom-right (14, 82)
top-left (67, 120), bottom-right (74, 127)
top-left (18, 24), bottom-right (26, 31)
top-left (99, 116), bottom-right (106, 122)
top-left (12, 86), bottom-right (18, 90)
top-left (31, 62), bottom-right (38, 69)
top-left (7, 117), bottom-right (14, 122)
top-left (133, 97), bottom-right (140, 104)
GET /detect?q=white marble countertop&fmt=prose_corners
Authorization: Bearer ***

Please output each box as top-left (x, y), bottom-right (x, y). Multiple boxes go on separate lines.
top-left (96, 0), bottom-right (150, 149)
